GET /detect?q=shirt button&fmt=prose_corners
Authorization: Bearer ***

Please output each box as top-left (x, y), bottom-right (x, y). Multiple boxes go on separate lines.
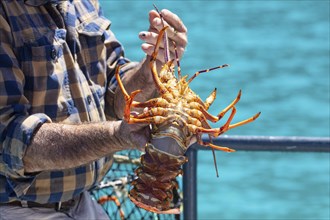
top-left (87, 95), bottom-right (92, 104)
top-left (50, 47), bottom-right (57, 60)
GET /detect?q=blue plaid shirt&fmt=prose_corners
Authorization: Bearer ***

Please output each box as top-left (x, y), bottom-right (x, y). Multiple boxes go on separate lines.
top-left (0, 0), bottom-right (137, 203)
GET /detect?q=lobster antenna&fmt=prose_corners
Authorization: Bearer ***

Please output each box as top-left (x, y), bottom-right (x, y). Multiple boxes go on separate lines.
top-left (153, 4), bottom-right (170, 63)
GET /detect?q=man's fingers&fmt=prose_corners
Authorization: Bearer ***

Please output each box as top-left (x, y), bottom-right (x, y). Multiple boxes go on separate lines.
top-left (142, 8), bottom-right (188, 61)
top-left (141, 43), bottom-right (166, 63)
top-left (149, 9), bottom-right (187, 33)
top-left (148, 9), bottom-right (161, 29)
top-left (139, 31), bottom-right (182, 53)
top-left (148, 9), bottom-right (187, 46)
top-left (161, 9), bottom-right (187, 33)
top-left (159, 9), bottom-right (187, 47)
top-left (139, 31), bottom-right (159, 47)
top-left (141, 43), bottom-right (182, 64)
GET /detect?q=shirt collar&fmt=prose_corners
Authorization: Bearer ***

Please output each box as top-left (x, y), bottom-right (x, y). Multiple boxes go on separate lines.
top-left (24, 0), bottom-right (67, 6)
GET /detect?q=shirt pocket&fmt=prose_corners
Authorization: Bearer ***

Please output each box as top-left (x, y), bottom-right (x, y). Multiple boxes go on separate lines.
top-left (19, 40), bottom-right (71, 120)
top-left (77, 16), bottom-right (111, 37)
top-left (21, 40), bottom-right (63, 94)
top-left (20, 44), bottom-right (59, 78)
top-left (77, 16), bottom-right (110, 84)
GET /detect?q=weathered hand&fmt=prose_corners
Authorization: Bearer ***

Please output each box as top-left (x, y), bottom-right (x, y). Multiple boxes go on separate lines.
top-left (139, 9), bottom-right (188, 63)
top-left (117, 119), bottom-right (151, 151)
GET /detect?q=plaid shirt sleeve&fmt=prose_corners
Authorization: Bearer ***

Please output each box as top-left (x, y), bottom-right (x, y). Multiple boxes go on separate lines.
top-left (0, 5), bottom-right (53, 198)
top-left (0, 7), bottom-right (53, 177)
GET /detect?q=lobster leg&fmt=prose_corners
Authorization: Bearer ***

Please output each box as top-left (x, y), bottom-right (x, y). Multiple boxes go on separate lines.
top-left (115, 66), bottom-right (144, 121)
top-left (133, 97), bottom-right (170, 108)
top-left (202, 141), bottom-right (236, 153)
top-left (127, 115), bottom-right (177, 125)
top-left (204, 88), bottom-right (217, 110)
top-left (199, 106), bottom-right (221, 123)
top-left (190, 108), bottom-right (260, 137)
top-left (173, 41), bottom-right (182, 79)
top-left (196, 133), bottom-right (235, 152)
top-left (150, 26), bottom-right (170, 95)
top-left (196, 90), bottom-right (241, 123)
top-left (217, 90), bottom-right (242, 119)
top-left (197, 111), bottom-right (260, 153)
top-left (228, 112), bottom-right (261, 130)
top-left (115, 65), bottom-right (173, 122)
top-left (219, 107), bottom-right (237, 135)
top-left (187, 101), bottom-right (219, 122)
top-left (206, 106), bottom-right (237, 137)
top-left (133, 107), bottom-right (168, 119)
top-left (159, 59), bottom-right (175, 79)
top-left (187, 90), bottom-right (239, 124)
top-left (187, 64), bottom-right (229, 84)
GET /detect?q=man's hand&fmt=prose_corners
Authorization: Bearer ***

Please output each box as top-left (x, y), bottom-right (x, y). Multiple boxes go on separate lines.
top-left (113, 9), bottom-right (188, 118)
top-left (117, 120), bottom-right (151, 151)
top-left (139, 9), bottom-right (188, 63)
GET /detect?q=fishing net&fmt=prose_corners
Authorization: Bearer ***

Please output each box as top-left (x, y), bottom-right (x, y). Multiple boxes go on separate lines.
top-left (91, 150), bottom-right (182, 220)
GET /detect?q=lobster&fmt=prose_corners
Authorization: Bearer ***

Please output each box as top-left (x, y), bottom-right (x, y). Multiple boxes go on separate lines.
top-left (114, 9), bottom-right (261, 214)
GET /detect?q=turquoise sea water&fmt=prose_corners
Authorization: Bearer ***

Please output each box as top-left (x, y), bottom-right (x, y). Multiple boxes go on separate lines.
top-left (100, 1), bottom-right (329, 219)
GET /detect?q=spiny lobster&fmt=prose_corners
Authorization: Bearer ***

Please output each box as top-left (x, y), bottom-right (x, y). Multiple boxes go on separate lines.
top-left (115, 8), bottom-right (260, 214)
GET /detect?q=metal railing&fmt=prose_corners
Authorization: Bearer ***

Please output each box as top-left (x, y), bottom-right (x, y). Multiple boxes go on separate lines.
top-left (182, 135), bottom-right (330, 220)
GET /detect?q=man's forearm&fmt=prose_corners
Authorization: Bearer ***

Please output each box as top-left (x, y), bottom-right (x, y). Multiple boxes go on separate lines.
top-left (23, 59), bottom-right (156, 173)
top-left (23, 121), bottom-right (128, 173)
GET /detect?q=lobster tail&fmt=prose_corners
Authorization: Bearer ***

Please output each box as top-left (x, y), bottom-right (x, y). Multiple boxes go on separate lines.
top-left (129, 143), bottom-right (187, 214)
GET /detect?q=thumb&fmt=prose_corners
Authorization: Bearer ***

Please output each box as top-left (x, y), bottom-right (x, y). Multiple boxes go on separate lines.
top-left (131, 125), bottom-right (151, 151)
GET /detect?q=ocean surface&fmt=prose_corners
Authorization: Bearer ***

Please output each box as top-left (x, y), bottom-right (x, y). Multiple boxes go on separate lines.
top-left (99, 1), bottom-right (329, 219)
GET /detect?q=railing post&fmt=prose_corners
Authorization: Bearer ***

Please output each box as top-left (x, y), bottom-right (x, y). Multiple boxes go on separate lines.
top-left (183, 145), bottom-right (198, 220)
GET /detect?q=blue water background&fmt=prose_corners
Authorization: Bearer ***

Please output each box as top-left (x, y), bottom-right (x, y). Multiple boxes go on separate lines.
top-left (100, 1), bottom-right (329, 219)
